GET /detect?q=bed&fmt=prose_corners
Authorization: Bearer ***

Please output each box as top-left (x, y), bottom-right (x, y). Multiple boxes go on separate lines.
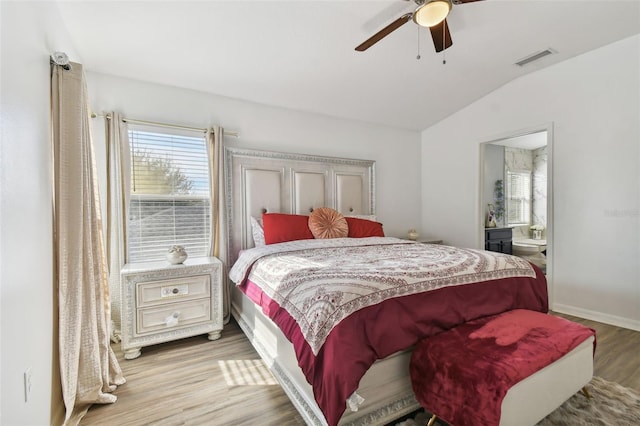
top-left (224, 147), bottom-right (548, 426)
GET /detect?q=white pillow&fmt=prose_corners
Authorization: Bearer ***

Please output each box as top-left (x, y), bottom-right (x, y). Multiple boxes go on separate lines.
top-left (347, 214), bottom-right (377, 222)
top-left (250, 216), bottom-right (265, 247)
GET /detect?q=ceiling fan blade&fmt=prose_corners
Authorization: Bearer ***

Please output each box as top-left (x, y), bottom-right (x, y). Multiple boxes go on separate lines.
top-left (355, 13), bottom-right (412, 52)
top-left (452, 0), bottom-right (484, 4)
top-left (429, 19), bottom-right (453, 52)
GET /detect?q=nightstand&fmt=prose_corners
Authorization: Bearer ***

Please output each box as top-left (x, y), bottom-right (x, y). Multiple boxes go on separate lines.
top-left (120, 257), bottom-right (223, 359)
top-left (415, 239), bottom-right (444, 244)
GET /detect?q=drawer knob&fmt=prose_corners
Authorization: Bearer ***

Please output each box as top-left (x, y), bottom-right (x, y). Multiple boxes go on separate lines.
top-left (172, 288), bottom-right (179, 294)
top-left (165, 312), bottom-right (180, 327)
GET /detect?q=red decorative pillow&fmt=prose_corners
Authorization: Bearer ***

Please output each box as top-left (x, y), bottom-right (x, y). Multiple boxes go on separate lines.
top-left (308, 207), bottom-right (349, 239)
top-left (345, 217), bottom-right (385, 238)
top-left (262, 213), bottom-right (314, 245)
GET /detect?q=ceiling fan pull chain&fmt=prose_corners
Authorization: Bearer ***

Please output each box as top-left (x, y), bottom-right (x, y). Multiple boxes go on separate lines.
top-left (416, 26), bottom-right (421, 60)
top-left (442, 20), bottom-right (447, 65)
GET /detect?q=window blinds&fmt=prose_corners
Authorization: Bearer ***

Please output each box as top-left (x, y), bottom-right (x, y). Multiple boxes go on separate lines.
top-left (507, 171), bottom-right (531, 226)
top-left (127, 127), bottom-right (210, 263)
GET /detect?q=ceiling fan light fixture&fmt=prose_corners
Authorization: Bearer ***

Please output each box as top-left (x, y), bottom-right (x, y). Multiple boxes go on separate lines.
top-left (413, 0), bottom-right (452, 27)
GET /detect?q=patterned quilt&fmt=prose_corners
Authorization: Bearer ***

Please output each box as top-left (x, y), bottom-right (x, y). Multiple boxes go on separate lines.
top-left (230, 237), bottom-right (536, 354)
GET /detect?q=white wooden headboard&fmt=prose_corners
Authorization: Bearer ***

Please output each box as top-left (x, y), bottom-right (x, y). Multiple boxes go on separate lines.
top-left (224, 147), bottom-right (376, 266)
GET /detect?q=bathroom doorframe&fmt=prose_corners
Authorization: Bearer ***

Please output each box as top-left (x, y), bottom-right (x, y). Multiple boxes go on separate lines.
top-left (478, 123), bottom-right (554, 305)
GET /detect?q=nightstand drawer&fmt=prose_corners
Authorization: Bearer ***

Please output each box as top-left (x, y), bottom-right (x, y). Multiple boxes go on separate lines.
top-left (136, 298), bottom-right (211, 335)
top-left (137, 275), bottom-right (210, 307)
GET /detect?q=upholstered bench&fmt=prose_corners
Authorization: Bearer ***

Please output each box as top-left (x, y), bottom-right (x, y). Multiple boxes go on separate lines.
top-left (409, 309), bottom-right (596, 426)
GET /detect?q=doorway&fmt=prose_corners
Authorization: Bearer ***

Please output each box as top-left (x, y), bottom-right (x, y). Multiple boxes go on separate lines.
top-left (479, 126), bottom-right (553, 281)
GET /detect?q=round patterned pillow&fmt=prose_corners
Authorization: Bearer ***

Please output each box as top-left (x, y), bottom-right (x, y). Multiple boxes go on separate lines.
top-left (308, 207), bottom-right (349, 239)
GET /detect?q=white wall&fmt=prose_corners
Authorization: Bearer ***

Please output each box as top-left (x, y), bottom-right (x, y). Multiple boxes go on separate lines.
top-left (421, 35), bottom-right (640, 330)
top-left (0, 1), bottom-right (80, 424)
top-left (86, 72), bottom-right (422, 239)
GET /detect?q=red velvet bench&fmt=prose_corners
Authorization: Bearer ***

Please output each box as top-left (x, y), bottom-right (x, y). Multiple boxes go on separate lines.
top-left (409, 309), bottom-right (596, 426)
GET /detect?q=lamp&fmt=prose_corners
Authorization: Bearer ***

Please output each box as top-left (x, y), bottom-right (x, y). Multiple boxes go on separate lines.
top-left (412, 0), bottom-right (452, 27)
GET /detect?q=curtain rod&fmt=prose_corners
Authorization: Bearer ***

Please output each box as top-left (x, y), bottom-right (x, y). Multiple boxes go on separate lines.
top-left (91, 112), bottom-right (238, 137)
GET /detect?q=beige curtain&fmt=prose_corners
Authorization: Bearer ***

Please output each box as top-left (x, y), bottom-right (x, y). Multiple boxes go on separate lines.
top-left (105, 112), bottom-right (130, 342)
top-left (207, 126), bottom-right (229, 322)
top-left (52, 61), bottom-right (125, 425)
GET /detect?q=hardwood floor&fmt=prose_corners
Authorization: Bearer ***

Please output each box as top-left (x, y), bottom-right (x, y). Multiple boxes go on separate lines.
top-left (81, 320), bottom-right (306, 425)
top-left (80, 315), bottom-right (640, 425)
top-left (553, 312), bottom-right (640, 391)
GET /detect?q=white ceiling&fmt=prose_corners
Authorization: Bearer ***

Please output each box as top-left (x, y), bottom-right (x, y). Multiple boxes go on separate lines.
top-left (56, 0), bottom-right (640, 131)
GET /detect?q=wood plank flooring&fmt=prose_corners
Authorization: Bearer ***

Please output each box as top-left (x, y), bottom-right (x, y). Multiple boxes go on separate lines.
top-left (80, 315), bottom-right (640, 425)
top-left (553, 312), bottom-right (640, 391)
top-left (81, 321), bottom-right (305, 425)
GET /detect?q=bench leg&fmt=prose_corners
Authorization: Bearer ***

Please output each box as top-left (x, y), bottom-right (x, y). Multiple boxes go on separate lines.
top-left (427, 414), bottom-right (437, 426)
top-left (581, 386), bottom-right (592, 399)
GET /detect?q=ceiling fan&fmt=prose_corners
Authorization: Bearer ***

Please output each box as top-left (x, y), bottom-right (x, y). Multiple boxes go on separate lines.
top-left (355, 0), bottom-right (484, 53)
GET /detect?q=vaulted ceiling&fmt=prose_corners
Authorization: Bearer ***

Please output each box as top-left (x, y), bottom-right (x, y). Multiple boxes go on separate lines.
top-left (56, 0), bottom-right (640, 130)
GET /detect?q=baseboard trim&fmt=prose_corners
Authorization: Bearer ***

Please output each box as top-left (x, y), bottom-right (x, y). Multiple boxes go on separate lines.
top-left (552, 303), bottom-right (640, 331)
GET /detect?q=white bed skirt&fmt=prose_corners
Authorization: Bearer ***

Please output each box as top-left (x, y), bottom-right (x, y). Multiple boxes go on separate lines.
top-left (231, 286), bottom-right (421, 425)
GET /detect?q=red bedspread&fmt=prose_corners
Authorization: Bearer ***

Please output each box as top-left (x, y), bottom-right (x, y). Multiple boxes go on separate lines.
top-left (239, 265), bottom-right (548, 425)
top-left (409, 309), bottom-right (596, 426)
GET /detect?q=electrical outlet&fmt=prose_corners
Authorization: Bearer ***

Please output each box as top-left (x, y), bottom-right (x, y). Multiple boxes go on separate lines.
top-left (24, 368), bottom-right (32, 403)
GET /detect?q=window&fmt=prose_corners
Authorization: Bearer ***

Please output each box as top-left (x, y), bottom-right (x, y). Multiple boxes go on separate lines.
top-left (127, 126), bottom-right (210, 263)
top-left (506, 170), bottom-right (531, 226)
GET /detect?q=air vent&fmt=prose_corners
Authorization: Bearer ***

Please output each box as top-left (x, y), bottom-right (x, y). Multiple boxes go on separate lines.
top-left (515, 48), bottom-right (556, 67)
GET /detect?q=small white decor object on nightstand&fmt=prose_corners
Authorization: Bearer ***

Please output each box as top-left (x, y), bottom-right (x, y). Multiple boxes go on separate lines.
top-left (407, 229), bottom-right (419, 241)
top-left (165, 245), bottom-right (188, 264)
top-left (120, 257), bottom-right (223, 360)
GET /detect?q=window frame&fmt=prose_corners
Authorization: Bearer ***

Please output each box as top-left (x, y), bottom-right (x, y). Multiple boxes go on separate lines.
top-left (126, 125), bottom-right (211, 263)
